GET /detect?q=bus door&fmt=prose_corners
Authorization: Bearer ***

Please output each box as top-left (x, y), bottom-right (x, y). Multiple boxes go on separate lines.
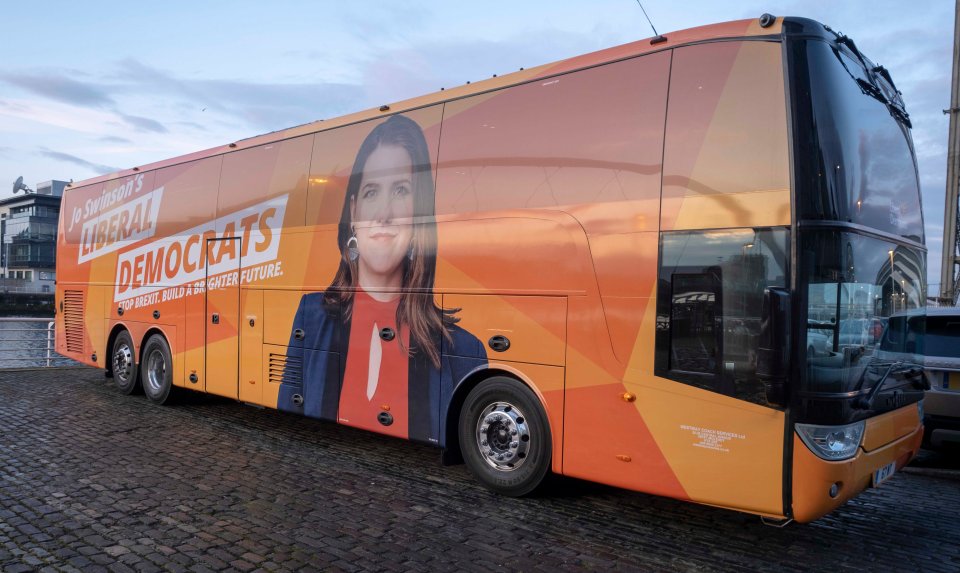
top-left (205, 237), bottom-right (241, 398)
top-left (648, 228), bottom-right (790, 516)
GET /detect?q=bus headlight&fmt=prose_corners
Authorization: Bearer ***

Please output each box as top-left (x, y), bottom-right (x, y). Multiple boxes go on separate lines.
top-left (796, 421), bottom-right (865, 461)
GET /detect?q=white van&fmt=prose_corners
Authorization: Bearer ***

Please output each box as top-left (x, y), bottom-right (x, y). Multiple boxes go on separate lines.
top-left (880, 308), bottom-right (960, 449)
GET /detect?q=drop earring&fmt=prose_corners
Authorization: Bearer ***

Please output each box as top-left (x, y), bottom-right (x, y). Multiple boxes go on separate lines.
top-left (347, 229), bottom-right (359, 261)
top-left (407, 244), bottom-right (414, 261)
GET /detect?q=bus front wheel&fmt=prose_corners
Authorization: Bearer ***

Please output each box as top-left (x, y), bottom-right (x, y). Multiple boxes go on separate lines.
top-left (111, 330), bottom-right (140, 395)
top-left (459, 376), bottom-right (551, 497)
top-left (141, 334), bottom-right (174, 405)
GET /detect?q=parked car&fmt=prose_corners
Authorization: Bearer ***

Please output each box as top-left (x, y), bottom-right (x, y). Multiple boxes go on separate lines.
top-left (807, 317), bottom-right (884, 357)
top-left (836, 317), bottom-right (884, 350)
top-left (806, 330), bottom-right (832, 357)
top-left (878, 308), bottom-right (960, 449)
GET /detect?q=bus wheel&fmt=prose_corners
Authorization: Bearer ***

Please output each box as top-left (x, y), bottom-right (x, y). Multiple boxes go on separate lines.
top-left (111, 330), bottom-right (140, 395)
top-left (459, 376), bottom-right (551, 497)
top-left (141, 334), bottom-right (174, 405)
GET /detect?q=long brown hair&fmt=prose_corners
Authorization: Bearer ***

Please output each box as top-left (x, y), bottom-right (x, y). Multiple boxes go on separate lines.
top-left (325, 114), bottom-right (456, 368)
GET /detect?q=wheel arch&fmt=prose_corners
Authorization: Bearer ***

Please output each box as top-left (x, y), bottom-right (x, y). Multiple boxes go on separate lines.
top-left (139, 327), bottom-right (178, 404)
top-left (442, 366), bottom-right (551, 466)
top-left (104, 323), bottom-right (132, 376)
top-left (138, 327), bottom-right (171, 365)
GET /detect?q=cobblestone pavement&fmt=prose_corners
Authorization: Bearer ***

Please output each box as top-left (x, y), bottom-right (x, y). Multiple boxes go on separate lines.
top-left (1, 368), bottom-right (958, 573)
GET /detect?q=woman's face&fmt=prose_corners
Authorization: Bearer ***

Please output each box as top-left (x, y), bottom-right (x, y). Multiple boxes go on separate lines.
top-left (351, 143), bottom-right (415, 285)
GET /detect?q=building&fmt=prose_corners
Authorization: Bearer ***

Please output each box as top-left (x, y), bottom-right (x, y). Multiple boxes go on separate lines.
top-left (0, 180), bottom-right (67, 293)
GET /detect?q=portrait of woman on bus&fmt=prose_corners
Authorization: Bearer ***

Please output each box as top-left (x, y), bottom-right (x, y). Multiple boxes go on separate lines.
top-left (278, 114), bottom-right (485, 444)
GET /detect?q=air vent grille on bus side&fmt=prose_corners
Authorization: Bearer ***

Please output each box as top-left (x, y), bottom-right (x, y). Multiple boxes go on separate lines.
top-left (268, 352), bottom-right (302, 387)
top-left (63, 290), bottom-right (85, 353)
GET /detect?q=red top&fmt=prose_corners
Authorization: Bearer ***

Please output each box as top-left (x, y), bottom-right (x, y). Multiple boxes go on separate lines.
top-left (338, 290), bottom-right (410, 438)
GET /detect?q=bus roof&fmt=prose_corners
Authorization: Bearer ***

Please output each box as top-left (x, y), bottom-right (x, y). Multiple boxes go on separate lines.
top-left (67, 16), bottom-right (783, 190)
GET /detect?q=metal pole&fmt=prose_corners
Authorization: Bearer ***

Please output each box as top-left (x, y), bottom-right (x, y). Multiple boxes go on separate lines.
top-left (47, 321), bottom-right (54, 367)
top-left (940, 0), bottom-right (960, 306)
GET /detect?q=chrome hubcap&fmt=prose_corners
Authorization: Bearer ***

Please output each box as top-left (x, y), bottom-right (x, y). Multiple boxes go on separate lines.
top-left (113, 343), bottom-right (133, 384)
top-left (476, 401), bottom-right (530, 471)
top-left (146, 349), bottom-right (166, 394)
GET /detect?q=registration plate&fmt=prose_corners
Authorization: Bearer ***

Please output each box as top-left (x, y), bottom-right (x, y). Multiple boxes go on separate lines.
top-left (945, 371), bottom-right (960, 390)
top-left (872, 461), bottom-right (896, 487)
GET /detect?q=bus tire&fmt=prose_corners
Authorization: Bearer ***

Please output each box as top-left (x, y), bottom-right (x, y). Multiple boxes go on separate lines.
top-left (111, 330), bottom-right (140, 395)
top-left (459, 376), bottom-right (551, 497)
top-left (141, 334), bottom-right (175, 405)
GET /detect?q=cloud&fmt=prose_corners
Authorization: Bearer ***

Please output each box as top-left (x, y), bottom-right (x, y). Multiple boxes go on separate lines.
top-left (171, 120), bottom-right (207, 132)
top-left (1, 68), bottom-right (173, 141)
top-left (119, 113), bottom-right (168, 133)
top-left (351, 29), bottom-right (616, 109)
top-left (338, 3), bottom-right (434, 47)
top-left (111, 58), bottom-right (365, 132)
top-left (0, 72), bottom-right (115, 108)
top-left (200, 80), bottom-right (364, 129)
top-left (37, 148), bottom-right (118, 175)
top-left (99, 135), bottom-right (132, 144)
top-left (0, 100), bottom-right (19, 110)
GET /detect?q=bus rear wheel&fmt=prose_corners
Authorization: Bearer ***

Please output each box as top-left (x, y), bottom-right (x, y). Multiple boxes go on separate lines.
top-left (111, 330), bottom-right (140, 395)
top-left (459, 376), bottom-right (551, 497)
top-left (141, 334), bottom-right (175, 405)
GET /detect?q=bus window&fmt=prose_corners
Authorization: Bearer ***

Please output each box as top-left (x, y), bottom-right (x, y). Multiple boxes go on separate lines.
top-left (669, 271), bottom-right (722, 377)
top-left (218, 135), bottom-right (312, 234)
top-left (801, 232), bottom-right (925, 418)
top-left (656, 227), bottom-right (789, 406)
top-left (662, 41), bottom-right (790, 231)
top-left (435, 50), bottom-right (669, 216)
top-left (795, 40), bottom-right (923, 243)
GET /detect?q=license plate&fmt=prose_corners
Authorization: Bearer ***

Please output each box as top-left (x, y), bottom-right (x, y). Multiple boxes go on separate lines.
top-left (872, 461), bottom-right (896, 487)
top-left (946, 372), bottom-right (960, 390)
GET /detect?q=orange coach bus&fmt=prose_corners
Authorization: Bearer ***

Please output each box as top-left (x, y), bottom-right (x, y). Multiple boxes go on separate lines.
top-left (55, 15), bottom-right (928, 523)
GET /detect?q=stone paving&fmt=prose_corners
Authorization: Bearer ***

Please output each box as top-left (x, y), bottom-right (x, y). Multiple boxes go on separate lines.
top-left (1, 367), bottom-right (958, 572)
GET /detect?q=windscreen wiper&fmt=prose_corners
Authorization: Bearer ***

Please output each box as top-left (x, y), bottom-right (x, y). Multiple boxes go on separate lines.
top-left (855, 78), bottom-right (887, 105)
top-left (887, 105), bottom-right (912, 129)
top-left (836, 35), bottom-right (869, 69)
top-left (853, 361), bottom-right (924, 410)
top-left (836, 35), bottom-right (912, 128)
top-left (871, 65), bottom-right (898, 96)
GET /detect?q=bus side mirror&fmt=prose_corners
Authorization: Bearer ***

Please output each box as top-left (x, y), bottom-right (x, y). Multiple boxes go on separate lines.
top-left (757, 287), bottom-right (790, 407)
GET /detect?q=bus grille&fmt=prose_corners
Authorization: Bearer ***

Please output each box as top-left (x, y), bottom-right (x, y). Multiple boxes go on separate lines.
top-left (63, 290), bottom-right (85, 353)
top-left (268, 352), bottom-right (302, 386)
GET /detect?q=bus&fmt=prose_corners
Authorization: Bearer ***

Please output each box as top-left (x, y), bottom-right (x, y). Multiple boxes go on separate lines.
top-left (55, 15), bottom-right (927, 523)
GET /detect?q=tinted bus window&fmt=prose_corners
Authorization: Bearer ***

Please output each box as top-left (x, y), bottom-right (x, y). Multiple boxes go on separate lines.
top-left (801, 232), bottom-right (925, 421)
top-left (435, 51), bottom-right (669, 215)
top-left (662, 41), bottom-right (790, 231)
top-left (656, 227), bottom-right (789, 406)
top-left (793, 40), bottom-right (923, 242)
top-left (670, 272), bottom-right (721, 375)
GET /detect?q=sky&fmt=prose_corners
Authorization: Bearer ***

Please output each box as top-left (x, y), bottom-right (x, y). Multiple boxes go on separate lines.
top-left (0, 1), bottom-right (954, 293)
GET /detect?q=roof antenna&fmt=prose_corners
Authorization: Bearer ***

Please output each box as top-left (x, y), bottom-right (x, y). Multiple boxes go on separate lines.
top-left (635, 1), bottom-right (667, 44)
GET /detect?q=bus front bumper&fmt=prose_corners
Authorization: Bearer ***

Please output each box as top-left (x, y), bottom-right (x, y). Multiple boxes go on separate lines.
top-left (791, 408), bottom-right (923, 523)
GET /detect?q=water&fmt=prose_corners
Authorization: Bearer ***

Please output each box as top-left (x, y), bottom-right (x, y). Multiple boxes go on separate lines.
top-left (0, 318), bottom-right (80, 368)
